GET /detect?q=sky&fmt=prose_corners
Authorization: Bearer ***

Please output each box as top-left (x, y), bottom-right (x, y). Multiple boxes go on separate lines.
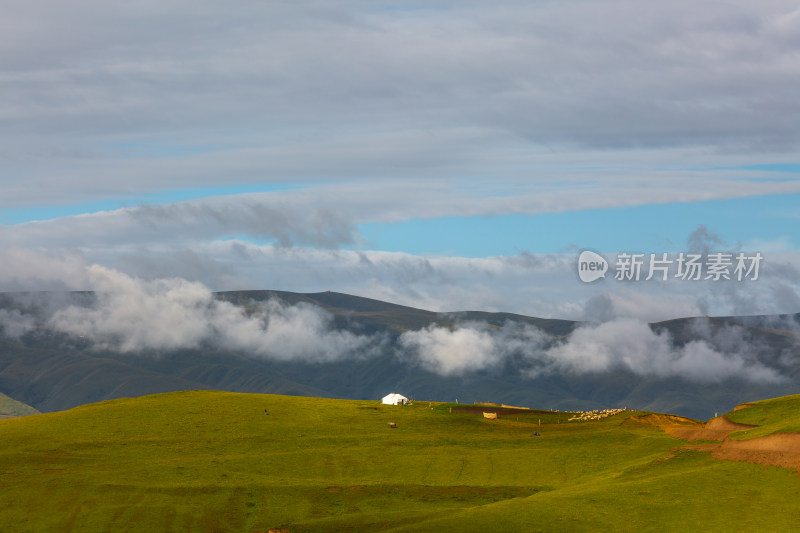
top-left (2, 0), bottom-right (800, 323)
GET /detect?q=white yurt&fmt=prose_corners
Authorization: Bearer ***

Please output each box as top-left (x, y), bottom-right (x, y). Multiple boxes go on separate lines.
top-left (381, 393), bottom-right (408, 405)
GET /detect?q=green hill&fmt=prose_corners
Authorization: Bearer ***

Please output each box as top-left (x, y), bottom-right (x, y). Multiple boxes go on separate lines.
top-left (0, 390), bottom-right (798, 532)
top-left (0, 391), bottom-right (39, 417)
top-left (726, 393), bottom-right (800, 439)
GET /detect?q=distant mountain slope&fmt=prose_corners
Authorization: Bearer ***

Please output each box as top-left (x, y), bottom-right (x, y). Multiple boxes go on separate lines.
top-left (304, 290), bottom-right (436, 314)
top-left (0, 338), bottom-right (330, 413)
top-left (451, 310), bottom-right (577, 336)
top-left (0, 290), bottom-right (797, 418)
top-left (0, 339), bottom-right (203, 412)
top-left (217, 290), bottom-right (580, 335)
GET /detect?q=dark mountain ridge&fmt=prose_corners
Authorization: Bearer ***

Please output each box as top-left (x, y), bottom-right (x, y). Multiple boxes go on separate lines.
top-left (0, 290), bottom-right (797, 419)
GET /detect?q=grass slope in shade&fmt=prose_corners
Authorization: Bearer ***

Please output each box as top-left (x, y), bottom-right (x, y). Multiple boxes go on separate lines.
top-left (0, 391), bottom-right (39, 417)
top-left (0, 391), bottom-right (798, 532)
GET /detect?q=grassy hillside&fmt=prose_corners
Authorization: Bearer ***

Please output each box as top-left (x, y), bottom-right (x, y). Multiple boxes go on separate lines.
top-left (1, 391), bottom-right (799, 532)
top-left (726, 393), bottom-right (800, 439)
top-left (0, 391), bottom-right (39, 417)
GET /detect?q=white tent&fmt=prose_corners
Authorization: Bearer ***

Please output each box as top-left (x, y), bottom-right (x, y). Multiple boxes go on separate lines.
top-left (382, 393), bottom-right (408, 405)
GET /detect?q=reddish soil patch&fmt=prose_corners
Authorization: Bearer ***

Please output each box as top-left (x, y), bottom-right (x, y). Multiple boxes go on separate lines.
top-left (692, 434), bottom-right (800, 471)
top-left (733, 403), bottom-right (754, 411)
top-left (652, 414), bottom-right (800, 471)
top-left (666, 416), bottom-right (757, 442)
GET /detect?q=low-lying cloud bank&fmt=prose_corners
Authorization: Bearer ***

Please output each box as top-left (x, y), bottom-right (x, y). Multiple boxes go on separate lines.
top-left (3, 265), bottom-right (383, 362)
top-left (399, 318), bottom-right (794, 384)
top-left (0, 263), bottom-right (796, 384)
top-left (540, 319), bottom-right (789, 383)
top-left (0, 309), bottom-right (36, 340)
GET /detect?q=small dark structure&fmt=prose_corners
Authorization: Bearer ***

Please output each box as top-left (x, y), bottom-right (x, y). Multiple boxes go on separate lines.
top-left (532, 431), bottom-right (540, 436)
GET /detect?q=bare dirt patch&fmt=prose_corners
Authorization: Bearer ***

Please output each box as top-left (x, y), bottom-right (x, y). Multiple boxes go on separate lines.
top-left (666, 416), bottom-right (757, 442)
top-left (691, 433), bottom-right (800, 471)
top-left (656, 415), bottom-right (800, 471)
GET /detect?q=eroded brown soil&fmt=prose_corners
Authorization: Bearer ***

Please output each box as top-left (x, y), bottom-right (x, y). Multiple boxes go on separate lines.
top-left (636, 409), bottom-right (800, 471)
top-left (665, 415), bottom-right (757, 442)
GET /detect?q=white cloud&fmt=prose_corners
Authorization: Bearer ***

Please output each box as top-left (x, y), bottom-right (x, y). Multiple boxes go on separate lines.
top-left (1, 243), bottom-right (799, 322)
top-left (399, 323), bottom-right (499, 376)
top-left (582, 291), bottom-right (704, 323)
top-left (541, 319), bottom-right (784, 383)
top-left (48, 266), bottom-right (216, 352)
top-left (0, 309), bottom-right (36, 339)
top-left (43, 265), bottom-right (383, 360)
top-left (399, 318), bottom-right (788, 383)
top-left (0, 247), bottom-right (90, 291)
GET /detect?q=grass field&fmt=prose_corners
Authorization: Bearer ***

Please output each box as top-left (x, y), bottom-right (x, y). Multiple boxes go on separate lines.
top-left (726, 394), bottom-right (800, 439)
top-left (1, 391), bottom-right (799, 532)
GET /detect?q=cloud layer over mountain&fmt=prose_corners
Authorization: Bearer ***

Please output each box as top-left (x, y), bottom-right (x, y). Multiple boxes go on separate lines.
top-left (6, 265), bottom-right (383, 362)
top-left (1, 261), bottom-right (795, 385)
top-left (2, 2), bottom-right (799, 390)
top-left (399, 318), bottom-right (790, 383)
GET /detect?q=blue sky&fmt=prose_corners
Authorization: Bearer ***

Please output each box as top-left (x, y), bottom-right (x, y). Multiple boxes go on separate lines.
top-left (0, 184), bottom-right (305, 225)
top-left (3, 187), bottom-right (795, 259)
top-left (359, 193), bottom-right (799, 256)
top-left (1, 0), bottom-right (799, 321)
